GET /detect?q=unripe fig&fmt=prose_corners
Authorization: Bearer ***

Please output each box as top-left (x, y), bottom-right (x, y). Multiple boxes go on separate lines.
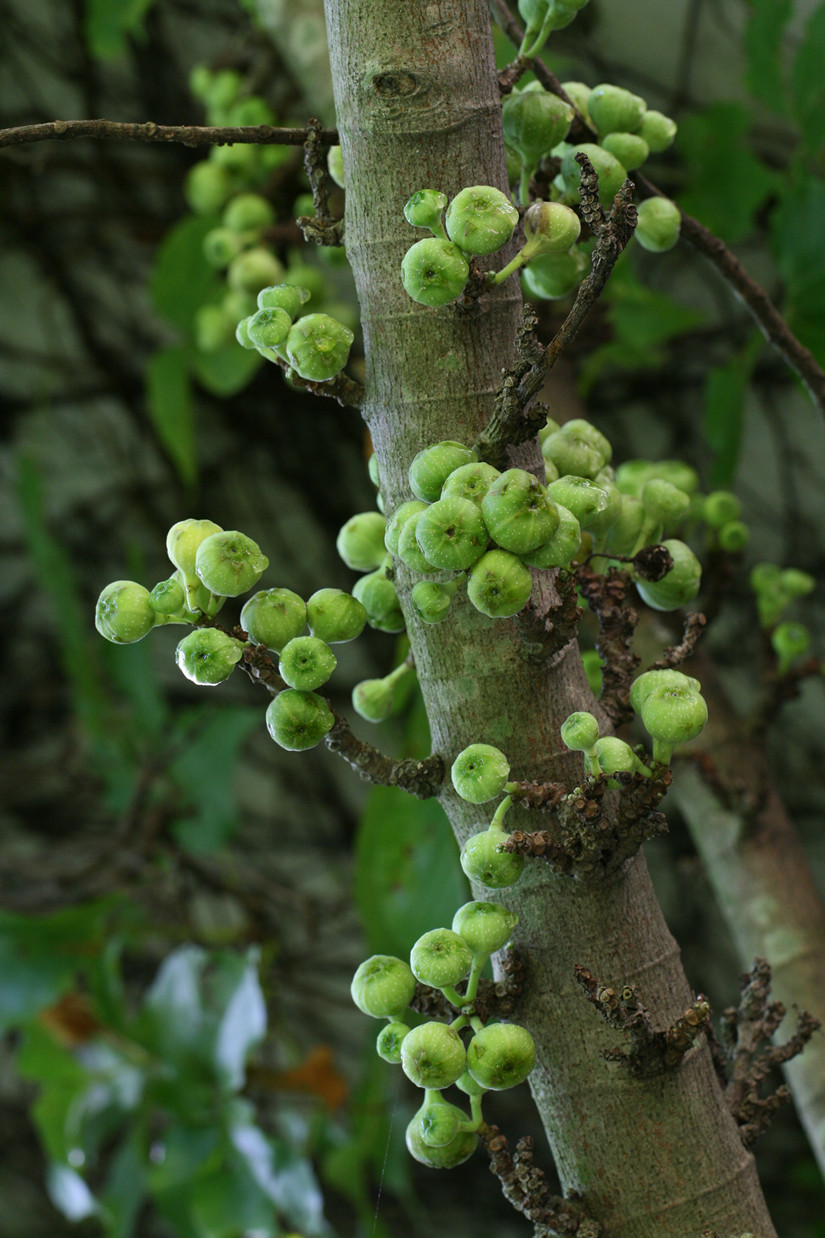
top-left (352, 662), bottom-right (412, 721)
top-left (351, 954), bottom-right (417, 1018)
top-left (415, 496), bottom-right (489, 570)
top-left (227, 248), bottom-right (285, 294)
top-left (603, 494), bottom-right (645, 556)
top-left (451, 743), bottom-right (511, 804)
top-left (410, 929), bottom-right (473, 988)
top-left (336, 512), bottom-right (388, 572)
top-left (184, 161), bottom-right (233, 214)
top-left (246, 306), bottom-right (292, 350)
top-left (600, 131), bottom-right (649, 170)
top-left (149, 576), bottom-right (187, 616)
top-left (241, 588), bottom-right (306, 651)
top-left (401, 238), bottom-right (470, 306)
top-left (401, 1021), bottom-right (466, 1089)
top-left (635, 197), bottom-right (681, 253)
top-left (195, 304), bottom-right (235, 351)
top-left (634, 539), bottom-right (701, 611)
top-left (351, 570), bottom-right (405, 633)
top-left (95, 581), bottom-right (156, 644)
top-left (452, 900), bottom-right (519, 956)
top-left (406, 1109), bottom-right (478, 1168)
top-left (466, 1022), bottom-right (536, 1090)
top-left (639, 681), bottom-right (707, 762)
top-left (286, 313), bottom-right (354, 381)
top-left (445, 186), bottom-right (519, 256)
top-left (702, 490), bottom-right (742, 528)
top-left (637, 109), bottom-right (677, 152)
top-left (771, 621), bottom-right (811, 674)
top-left (175, 628), bottom-right (245, 686)
top-left (409, 441), bottom-right (478, 503)
top-left (523, 201), bottom-right (581, 253)
top-left (589, 736), bottom-right (645, 785)
top-left (376, 1021), bottom-right (409, 1064)
top-left (222, 192), bottom-right (275, 233)
top-left (306, 588), bottom-right (367, 643)
top-left (560, 144), bottom-right (627, 207)
top-left (212, 142), bottom-right (260, 174)
top-left (278, 635), bottom-right (337, 691)
top-left (195, 530), bottom-right (269, 597)
top-left (404, 189), bottom-right (449, 235)
top-left (440, 462), bottom-right (501, 505)
top-left (560, 79), bottom-right (592, 120)
top-left (167, 519), bottom-right (224, 577)
top-left (780, 568), bottom-right (815, 598)
top-left (541, 418), bottom-right (611, 479)
top-left (481, 468), bottom-right (560, 554)
top-left (411, 581), bottom-right (454, 625)
top-left (560, 710), bottom-right (600, 752)
top-left (398, 512), bottom-right (439, 573)
top-left (460, 830), bottom-right (524, 889)
top-left (615, 458), bottom-right (700, 497)
top-left (520, 503), bottom-right (581, 568)
top-left (587, 84), bottom-right (646, 135)
top-left (547, 475), bottom-right (609, 528)
top-left (718, 520), bottom-right (749, 553)
top-left (629, 668), bottom-right (701, 715)
top-left (203, 227), bottom-right (244, 269)
top-left (502, 88), bottom-right (573, 173)
top-left (415, 1097), bottom-right (469, 1148)
top-left (467, 549), bottom-right (533, 618)
top-left (522, 247), bottom-right (588, 300)
top-left (265, 689), bottom-right (335, 751)
top-left (641, 479), bottom-right (690, 527)
top-left (257, 283), bottom-right (310, 318)
top-left (327, 144), bottom-right (345, 188)
top-left (385, 501), bottom-right (430, 555)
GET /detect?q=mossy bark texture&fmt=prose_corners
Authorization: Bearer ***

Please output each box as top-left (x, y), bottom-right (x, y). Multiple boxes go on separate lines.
top-left (323, 1), bottom-right (778, 1233)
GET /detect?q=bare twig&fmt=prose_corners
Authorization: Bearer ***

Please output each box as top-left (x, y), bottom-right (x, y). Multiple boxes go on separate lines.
top-left (483, 1125), bottom-right (600, 1236)
top-left (297, 117), bottom-right (345, 247)
top-left (0, 118), bottom-right (338, 151)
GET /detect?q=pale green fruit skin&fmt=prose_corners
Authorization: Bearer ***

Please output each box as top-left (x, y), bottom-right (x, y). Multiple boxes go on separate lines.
top-left (336, 512), bottom-right (388, 572)
top-left (502, 89), bottom-right (573, 169)
top-left (398, 512), bottom-right (440, 573)
top-left (414, 495), bottom-right (489, 570)
top-left (524, 200), bottom-right (581, 252)
top-left (634, 539), bottom-right (701, 611)
top-left (629, 668), bottom-right (701, 715)
top-left (467, 549), bottom-right (534, 618)
top-left (560, 144), bottom-right (627, 206)
top-left (401, 238), bottom-right (470, 306)
top-left (638, 109), bottom-right (677, 152)
top-left (352, 570), bottom-right (405, 632)
top-left (195, 531), bottom-right (269, 597)
top-left (286, 313), bottom-right (354, 381)
top-left (386, 500), bottom-right (430, 555)
top-left (520, 503), bottom-right (581, 568)
top-left (409, 441), bottom-right (478, 503)
top-left (149, 576), bottom-right (187, 616)
top-left (481, 469), bottom-right (559, 554)
top-left (278, 635), bottom-right (337, 691)
top-left (400, 1021), bottom-right (467, 1089)
top-left (166, 518), bottom-right (224, 576)
top-left (352, 677), bottom-right (395, 722)
top-left (641, 479), bottom-right (690, 527)
top-left (452, 901), bottom-right (519, 955)
top-left (410, 929), bottom-right (473, 988)
top-left (406, 1112), bottom-right (478, 1168)
top-left (404, 188), bottom-right (448, 230)
top-left (702, 490), bottom-right (742, 528)
top-left (560, 710), bottom-right (600, 752)
top-left (455, 1068), bottom-right (488, 1097)
top-left (522, 247), bottom-right (588, 300)
top-left (466, 1022), bottom-right (536, 1090)
top-left (587, 84), bottom-right (647, 135)
top-left (600, 131), bottom-right (649, 171)
top-left (547, 476), bottom-right (609, 528)
top-left (175, 628), bottom-right (245, 686)
top-left (451, 743), bottom-right (511, 804)
top-left (376, 1021), bottom-right (410, 1063)
top-left (445, 185), bottom-right (519, 256)
top-left (265, 689), bottom-right (335, 751)
top-left (351, 955), bottom-right (417, 1018)
top-left (222, 192), bottom-right (275, 233)
top-left (640, 682), bottom-right (708, 746)
top-left (327, 144), bottom-right (346, 188)
top-left (415, 1098), bottom-right (465, 1148)
top-left (227, 248), bottom-right (285, 293)
top-left (460, 830), bottom-right (525, 889)
top-left (257, 283), bottom-right (309, 318)
top-left (306, 588), bottom-right (367, 643)
top-left (440, 462), bottom-right (501, 505)
top-left (718, 520), bottom-right (749, 553)
top-left (246, 306), bottom-right (292, 349)
top-left (411, 581), bottom-right (453, 624)
top-left (542, 419), bottom-right (611, 479)
top-left (615, 458), bottom-right (700, 497)
top-left (241, 588), bottom-right (306, 652)
top-left (588, 736), bottom-right (638, 783)
top-left (635, 197), bottom-right (681, 253)
top-left (95, 581), bottom-right (156, 644)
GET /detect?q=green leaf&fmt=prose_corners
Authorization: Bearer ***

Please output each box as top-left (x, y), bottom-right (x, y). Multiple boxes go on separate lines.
top-left (138, 946), bottom-right (210, 1064)
top-left (677, 103), bottom-right (777, 242)
top-left (83, 0), bottom-right (156, 59)
top-left (190, 340), bottom-right (263, 397)
top-left (792, 3), bottom-right (825, 153)
top-left (17, 1025), bottom-right (90, 1161)
top-left (98, 1130), bottom-right (147, 1238)
top-left (169, 707), bottom-right (260, 854)
top-left (213, 950), bottom-right (267, 1091)
top-left (148, 1124), bottom-right (222, 1194)
top-left (744, 0), bottom-right (793, 114)
top-left (770, 177), bottom-right (825, 365)
top-left (146, 348), bottom-right (198, 487)
top-left (150, 215), bottom-right (222, 332)
top-left (702, 335), bottom-right (761, 487)
top-left (354, 787), bottom-right (466, 958)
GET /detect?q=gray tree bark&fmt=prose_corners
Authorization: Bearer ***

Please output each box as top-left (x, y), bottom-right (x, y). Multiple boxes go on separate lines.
top-left (322, 0), bottom-right (778, 1233)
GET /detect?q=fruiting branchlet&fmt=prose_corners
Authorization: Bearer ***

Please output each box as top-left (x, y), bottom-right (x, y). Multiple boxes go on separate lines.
top-left (630, 669), bottom-right (708, 765)
top-left (236, 282), bottom-right (354, 381)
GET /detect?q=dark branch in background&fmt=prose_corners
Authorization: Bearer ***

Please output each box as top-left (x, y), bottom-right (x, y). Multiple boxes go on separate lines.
top-left (483, 1125), bottom-right (601, 1237)
top-left (721, 958), bottom-right (820, 1146)
top-left (487, 0), bottom-right (825, 419)
top-left (239, 645), bottom-right (444, 798)
top-left (297, 117), bottom-right (345, 247)
top-left (574, 965), bottom-right (711, 1075)
top-left (648, 612), bottom-right (707, 671)
top-left (0, 118), bottom-right (338, 150)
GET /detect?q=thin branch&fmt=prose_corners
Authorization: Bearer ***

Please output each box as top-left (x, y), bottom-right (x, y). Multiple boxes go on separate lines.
top-left (0, 118), bottom-right (338, 151)
top-left (483, 1125), bottom-right (601, 1236)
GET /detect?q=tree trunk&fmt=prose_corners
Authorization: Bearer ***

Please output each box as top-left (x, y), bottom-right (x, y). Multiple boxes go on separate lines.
top-left (323, 0), bottom-right (778, 1232)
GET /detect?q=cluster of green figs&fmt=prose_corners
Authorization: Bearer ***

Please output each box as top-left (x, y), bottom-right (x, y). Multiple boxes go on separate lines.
top-left (350, 899), bottom-right (531, 1169)
top-left (234, 281), bottom-right (355, 382)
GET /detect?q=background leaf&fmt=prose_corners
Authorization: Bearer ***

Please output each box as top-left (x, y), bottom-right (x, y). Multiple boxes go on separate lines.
top-left (146, 348), bottom-right (198, 487)
top-left (677, 103), bottom-right (777, 242)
